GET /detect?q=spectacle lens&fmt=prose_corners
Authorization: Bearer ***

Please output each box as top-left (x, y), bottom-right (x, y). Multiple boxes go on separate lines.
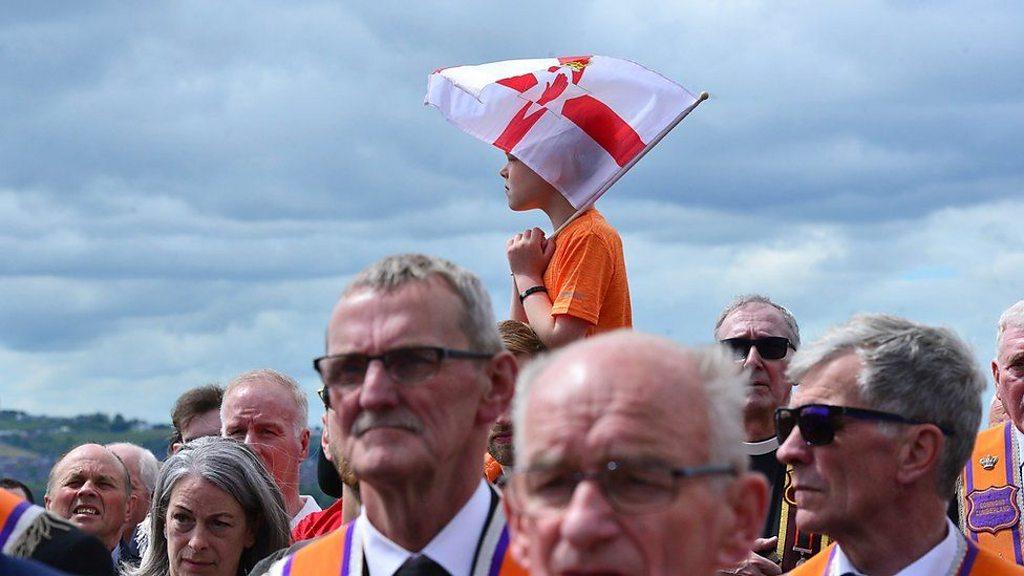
top-left (512, 460), bottom-right (734, 516)
top-left (775, 405), bottom-right (836, 446)
top-left (720, 337), bottom-right (792, 361)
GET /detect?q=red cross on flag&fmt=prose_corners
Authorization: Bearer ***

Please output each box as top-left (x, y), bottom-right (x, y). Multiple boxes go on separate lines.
top-left (425, 55), bottom-right (706, 212)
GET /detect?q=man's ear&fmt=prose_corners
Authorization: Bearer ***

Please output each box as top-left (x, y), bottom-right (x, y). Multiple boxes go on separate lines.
top-left (125, 493), bottom-right (137, 524)
top-left (320, 413), bottom-right (332, 461)
top-left (716, 472), bottom-right (770, 568)
top-left (478, 351), bottom-right (518, 426)
top-left (503, 497), bottom-right (532, 571)
top-left (299, 427), bottom-right (311, 460)
top-left (993, 360), bottom-right (1002, 393)
top-left (895, 425), bottom-right (943, 486)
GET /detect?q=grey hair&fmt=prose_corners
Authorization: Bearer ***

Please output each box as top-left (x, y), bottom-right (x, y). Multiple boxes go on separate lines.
top-left (513, 336), bottom-right (749, 472)
top-left (787, 314), bottom-right (984, 499)
top-left (130, 436), bottom-right (290, 576)
top-left (713, 294), bottom-right (801, 349)
top-left (224, 369), bottom-right (309, 435)
top-left (342, 253), bottom-right (502, 354)
top-left (46, 444), bottom-right (132, 501)
top-left (996, 300), bottom-right (1024, 353)
top-left (106, 442), bottom-right (161, 495)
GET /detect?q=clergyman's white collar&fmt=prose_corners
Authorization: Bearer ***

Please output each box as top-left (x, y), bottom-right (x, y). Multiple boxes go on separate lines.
top-left (744, 436), bottom-right (779, 456)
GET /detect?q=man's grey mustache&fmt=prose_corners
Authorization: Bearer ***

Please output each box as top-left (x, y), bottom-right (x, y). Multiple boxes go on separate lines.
top-left (352, 410), bottom-right (423, 436)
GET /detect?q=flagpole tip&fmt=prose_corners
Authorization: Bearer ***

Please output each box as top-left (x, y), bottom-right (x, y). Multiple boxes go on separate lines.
top-left (698, 91), bottom-right (710, 101)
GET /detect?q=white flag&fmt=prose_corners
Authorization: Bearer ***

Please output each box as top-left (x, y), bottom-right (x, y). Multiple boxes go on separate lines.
top-left (426, 55), bottom-right (703, 209)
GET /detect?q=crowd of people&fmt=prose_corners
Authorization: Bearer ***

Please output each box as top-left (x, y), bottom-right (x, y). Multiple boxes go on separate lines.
top-left (1, 143), bottom-right (1023, 575)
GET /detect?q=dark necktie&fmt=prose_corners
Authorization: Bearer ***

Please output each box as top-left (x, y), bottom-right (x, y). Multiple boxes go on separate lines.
top-left (393, 555), bottom-right (451, 576)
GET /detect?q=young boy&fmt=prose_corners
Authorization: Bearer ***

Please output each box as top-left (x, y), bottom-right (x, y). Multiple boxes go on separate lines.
top-left (502, 153), bottom-right (631, 348)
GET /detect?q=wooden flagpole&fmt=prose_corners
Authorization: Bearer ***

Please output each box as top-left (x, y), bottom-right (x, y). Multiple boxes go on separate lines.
top-left (550, 90), bottom-right (710, 239)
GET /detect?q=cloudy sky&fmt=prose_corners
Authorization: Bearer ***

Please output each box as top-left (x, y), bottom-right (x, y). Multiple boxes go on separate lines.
top-left (2, 1), bottom-right (1021, 425)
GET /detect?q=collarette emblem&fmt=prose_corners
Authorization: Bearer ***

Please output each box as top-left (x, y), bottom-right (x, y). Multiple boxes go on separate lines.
top-left (981, 455), bottom-right (999, 470)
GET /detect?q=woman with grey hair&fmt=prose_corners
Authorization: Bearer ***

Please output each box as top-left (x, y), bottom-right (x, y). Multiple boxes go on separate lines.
top-left (129, 436), bottom-right (290, 576)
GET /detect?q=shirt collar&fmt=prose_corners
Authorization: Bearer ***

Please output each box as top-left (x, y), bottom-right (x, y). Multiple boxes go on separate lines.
top-left (744, 436), bottom-right (779, 456)
top-left (358, 480), bottom-right (493, 576)
top-left (289, 494), bottom-right (323, 529)
top-left (831, 518), bottom-right (960, 575)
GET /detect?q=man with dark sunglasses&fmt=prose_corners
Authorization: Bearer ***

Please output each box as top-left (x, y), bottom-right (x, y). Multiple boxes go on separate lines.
top-left (959, 299), bottom-right (1024, 565)
top-left (268, 254), bottom-right (524, 576)
top-left (714, 294), bottom-right (809, 573)
top-left (780, 314), bottom-right (1024, 575)
top-left (505, 331), bottom-right (768, 576)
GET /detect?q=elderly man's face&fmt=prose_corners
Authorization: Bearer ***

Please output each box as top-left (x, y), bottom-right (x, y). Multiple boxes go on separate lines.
top-left (508, 345), bottom-right (761, 576)
top-left (106, 446), bottom-right (151, 527)
top-left (325, 278), bottom-right (510, 485)
top-left (44, 444), bottom-right (133, 550)
top-left (717, 303), bottom-right (795, 440)
top-left (777, 352), bottom-right (902, 539)
top-left (994, 325), bottom-right (1024, 431)
top-left (222, 382), bottom-right (309, 499)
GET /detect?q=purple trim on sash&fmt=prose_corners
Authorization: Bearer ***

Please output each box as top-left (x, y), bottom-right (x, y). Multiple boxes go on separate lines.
top-left (340, 523), bottom-right (355, 576)
top-left (1002, 423), bottom-right (1024, 565)
top-left (487, 526), bottom-right (511, 576)
top-left (823, 544), bottom-right (837, 574)
top-left (958, 538), bottom-right (979, 576)
top-left (965, 447), bottom-right (979, 542)
top-left (0, 500), bottom-right (30, 550)
top-left (281, 555), bottom-right (294, 576)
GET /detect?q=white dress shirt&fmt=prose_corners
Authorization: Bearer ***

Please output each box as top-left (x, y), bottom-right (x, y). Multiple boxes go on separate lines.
top-left (358, 480), bottom-right (492, 576)
top-left (830, 518), bottom-right (963, 575)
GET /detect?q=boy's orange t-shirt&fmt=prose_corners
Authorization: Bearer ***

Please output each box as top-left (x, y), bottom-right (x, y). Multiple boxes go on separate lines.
top-left (544, 208), bottom-right (631, 335)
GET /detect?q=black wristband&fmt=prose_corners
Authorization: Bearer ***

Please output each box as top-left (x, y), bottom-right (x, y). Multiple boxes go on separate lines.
top-left (519, 285), bottom-right (548, 302)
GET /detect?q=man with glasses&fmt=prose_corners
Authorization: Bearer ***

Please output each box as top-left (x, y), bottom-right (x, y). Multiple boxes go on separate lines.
top-left (959, 299), bottom-right (1024, 564)
top-left (505, 330), bottom-right (768, 576)
top-left (714, 294), bottom-right (812, 573)
top-left (269, 253), bottom-right (523, 576)
top-left (779, 314), bottom-right (1024, 575)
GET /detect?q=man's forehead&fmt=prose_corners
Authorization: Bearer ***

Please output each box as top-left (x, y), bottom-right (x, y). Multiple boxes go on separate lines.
top-left (225, 380), bottom-right (295, 413)
top-left (58, 450), bottom-right (122, 480)
top-left (792, 352), bottom-right (864, 405)
top-left (525, 351), bottom-right (705, 459)
top-left (998, 325), bottom-right (1024, 361)
top-left (720, 303), bottom-right (791, 336)
top-left (328, 279), bottom-right (466, 351)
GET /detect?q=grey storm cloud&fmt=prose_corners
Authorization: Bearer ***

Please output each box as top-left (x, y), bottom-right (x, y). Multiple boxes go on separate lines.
top-left (1, 0), bottom-right (1022, 422)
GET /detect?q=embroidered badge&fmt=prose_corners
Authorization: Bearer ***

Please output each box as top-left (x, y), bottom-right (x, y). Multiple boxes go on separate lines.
top-left (980, 454), bottom-right (999, 470)
top-left (967, 485), bottom-right (1021, 534)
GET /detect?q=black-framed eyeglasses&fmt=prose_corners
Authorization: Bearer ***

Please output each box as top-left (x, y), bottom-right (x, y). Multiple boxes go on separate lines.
top-left (719, 336), bottom-right (795, 361)
top-left (313, 346), bottom-right (494, 408)
top-left (507, 459), bottom-right (737, 516)
top-left (775, 403), bottom-right (955, 447)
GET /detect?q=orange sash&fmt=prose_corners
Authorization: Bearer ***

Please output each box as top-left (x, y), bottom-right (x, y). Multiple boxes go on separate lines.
top-left (484, 453), bottom-right (503, 485)
top-left (959, 422), bottom-right (1024, 565)
top-left (0, 488), bottom-right (33, 551)
top-left (786, 539), bottom-right (1024, 575)
top-left (277, 487), bottom-right (526, 576)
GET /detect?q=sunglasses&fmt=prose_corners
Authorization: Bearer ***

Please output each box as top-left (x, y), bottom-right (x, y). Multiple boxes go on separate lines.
top-left (775, 403), bottom-right (954, 446)
top-left (720, 336), bottom-right (795, 361)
